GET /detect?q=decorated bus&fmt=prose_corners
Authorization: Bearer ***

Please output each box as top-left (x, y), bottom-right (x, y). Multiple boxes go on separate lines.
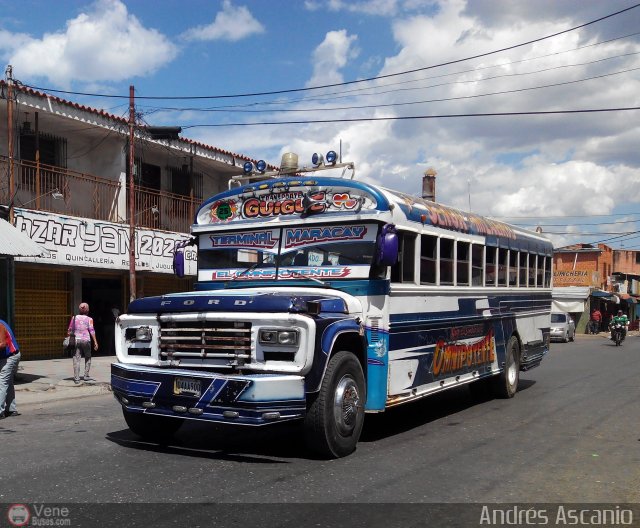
top-left (111, 151), bottom-right (553, 458)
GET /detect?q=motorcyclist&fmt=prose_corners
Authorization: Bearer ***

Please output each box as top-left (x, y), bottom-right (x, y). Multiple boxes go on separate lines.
top-left (610, 310), bottom-right (629, 342)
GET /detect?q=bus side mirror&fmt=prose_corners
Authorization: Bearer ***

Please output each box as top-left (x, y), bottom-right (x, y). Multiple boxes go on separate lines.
top-left (173, 249), bottom-right (185, 278)
top-left (376, 224), bottom-right (398, 266)
top-left (173, 238), bottom-right (196, 278)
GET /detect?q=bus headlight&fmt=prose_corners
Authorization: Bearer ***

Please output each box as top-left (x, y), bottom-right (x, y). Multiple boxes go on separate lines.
top-left (134, 326), bottom-right (153, 342)
top-left (259, 329), bottom-right (299, 346)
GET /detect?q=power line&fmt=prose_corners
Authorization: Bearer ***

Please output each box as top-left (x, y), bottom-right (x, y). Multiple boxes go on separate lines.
top-left (591, 231), bottom-right (640, 244)
top-left (544, 231), bottom-right (639, 235)
top-left (180, 106), bottom-right (640, 128)
top-left (515, 218), bottom-right (640, 228)
top-left (139, 49), bottom-right (640, 114)
top-left (495, 212), bottom-right (640, 219)
top-left (141, 65), bottom-right (640, 115)
top-left (20, 3), bottom-right (640, 101)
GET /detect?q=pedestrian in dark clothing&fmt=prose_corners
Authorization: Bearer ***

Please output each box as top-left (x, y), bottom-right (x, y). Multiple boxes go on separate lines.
top-left (0, 319), bottom-right (21, 419)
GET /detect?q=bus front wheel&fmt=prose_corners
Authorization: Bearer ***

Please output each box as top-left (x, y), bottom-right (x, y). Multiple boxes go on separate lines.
top-left (304, 351), bottom-right (366, 459)
top-left (493, 336), bottom-right (520, 399)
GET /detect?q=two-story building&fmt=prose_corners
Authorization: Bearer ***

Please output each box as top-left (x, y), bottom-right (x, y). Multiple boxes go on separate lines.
top-left (553, 243), bottom-right (639, 332)
top-left (1, 81), bottom-right (270, 359)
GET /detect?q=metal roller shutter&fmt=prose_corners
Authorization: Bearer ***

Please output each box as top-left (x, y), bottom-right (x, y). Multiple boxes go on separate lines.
top-left (15, 266), bottom-right (71, 359)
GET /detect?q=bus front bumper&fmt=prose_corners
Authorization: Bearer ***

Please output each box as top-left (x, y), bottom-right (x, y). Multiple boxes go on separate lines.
top-left (111, 363), bottom-right (306, 425)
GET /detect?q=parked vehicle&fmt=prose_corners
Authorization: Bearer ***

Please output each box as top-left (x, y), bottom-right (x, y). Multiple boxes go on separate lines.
top-left (550, 312), bottom-right (575, 342)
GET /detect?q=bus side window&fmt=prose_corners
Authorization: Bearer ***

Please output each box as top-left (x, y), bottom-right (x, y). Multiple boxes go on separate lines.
top-left (509, 250), bottom-right (518, 286)
top-left (544, 256), bottom-right (552, 287)
top-left (391, 231), bottom-right (416, 283)
top-left (486, 247), bottom-right (497, 286)
top-left (529, 254), bottom-right (537, 287)
top-left (420, 234), bottom-right (437, 285)
top-left (457, 241), bottom-right (470, 286)
top-left (440, 238), bottom-right (454, 285)
top-left (518, 251), bottom-right (527, 287)
top-left (536, 255), bottom-right (544, 287)
top-left (471, 244), bottom-right (484, 286)
top-left (498, 248), bottom-right (508, 287)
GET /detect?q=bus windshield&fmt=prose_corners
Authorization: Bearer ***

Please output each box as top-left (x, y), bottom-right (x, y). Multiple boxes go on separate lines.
top-left (197, 222), bottom-right (378, 282)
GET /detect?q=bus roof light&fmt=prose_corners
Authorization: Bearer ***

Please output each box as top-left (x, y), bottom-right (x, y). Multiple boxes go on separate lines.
top-left (243, 161), bottom-right (255, 174)
top-left (326, 150), bottom-right (338, 165)
top-left (312, 153), bottom-right (324, 167)
top-left (256, 160), bottom-right (267, 173)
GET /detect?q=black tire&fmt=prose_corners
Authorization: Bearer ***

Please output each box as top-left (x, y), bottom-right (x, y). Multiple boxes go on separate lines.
top-left (563, 331), bottom-right (569, 343)
top-left (304, 351), bottom-right (366, 458)
top-left (569, 330), bottom-right (575, 342)
top-left (122, 408), bottom-right (184, 442)
top-left (492, 335), bottom-right (520, 399)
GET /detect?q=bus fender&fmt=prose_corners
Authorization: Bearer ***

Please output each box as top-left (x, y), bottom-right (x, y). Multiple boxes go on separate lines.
top-left (305, 318), bottom-right (366, 395)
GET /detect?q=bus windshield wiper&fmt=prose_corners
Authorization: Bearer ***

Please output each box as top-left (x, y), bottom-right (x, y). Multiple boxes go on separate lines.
top-left (229, 262), bottom-right (259, 282)
top-left (283, 269), bottom-right (329, 287)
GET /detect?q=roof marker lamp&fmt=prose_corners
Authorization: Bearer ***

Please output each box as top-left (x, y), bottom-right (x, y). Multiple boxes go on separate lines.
top-left (256, 160), bottom-right (267, 173)
top-left (312, 152), bottom-right (324, 167)
top-left (243, 161), bottom-right (255, 174)
top-left (325, 150), bottom-right (338, 165)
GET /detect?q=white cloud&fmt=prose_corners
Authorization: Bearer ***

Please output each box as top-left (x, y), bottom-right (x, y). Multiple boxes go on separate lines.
top-left (182, 0), bottom-right (264, 42)
top-left (2, 0), bottom-right (177, 88)
top-left (305, 0), bottom-right (422, 16)
top-left (306, 30), bottom-right (359, 87)
top-left (183, 0), bottom-right (640, 250)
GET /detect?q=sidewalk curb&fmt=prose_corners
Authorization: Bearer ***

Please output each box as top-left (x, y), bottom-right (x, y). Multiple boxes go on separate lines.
top-left (17, 383), bottom-right (112, 408)
top-left (11, 355), bottom-right (115, 409)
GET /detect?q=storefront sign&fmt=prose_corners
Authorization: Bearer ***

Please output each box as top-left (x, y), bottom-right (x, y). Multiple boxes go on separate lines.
top-left (13, 209), bottom-right (197, 276)
top-left (553, 270), bottom-right (599, 287)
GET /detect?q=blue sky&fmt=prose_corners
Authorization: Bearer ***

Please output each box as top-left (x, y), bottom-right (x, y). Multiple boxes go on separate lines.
top-left (1, 0), bottom-right (640, 250)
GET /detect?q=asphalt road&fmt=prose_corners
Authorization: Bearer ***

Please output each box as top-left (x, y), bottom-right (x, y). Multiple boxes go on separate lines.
top-left (2, 335), bottom-right (639, 509)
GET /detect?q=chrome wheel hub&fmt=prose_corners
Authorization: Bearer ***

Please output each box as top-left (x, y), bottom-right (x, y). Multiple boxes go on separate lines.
top-left (334, 375), bottom-right (361, 436)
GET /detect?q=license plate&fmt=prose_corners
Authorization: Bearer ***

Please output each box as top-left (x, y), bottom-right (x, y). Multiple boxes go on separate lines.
top-left (174, 377), bottom-right (201, 397)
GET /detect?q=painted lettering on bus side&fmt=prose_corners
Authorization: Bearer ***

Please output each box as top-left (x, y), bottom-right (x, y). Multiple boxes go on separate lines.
top-left (432, 329), bottom-right (496, 377)
top-left (285, 225), bottom-right (367, 247)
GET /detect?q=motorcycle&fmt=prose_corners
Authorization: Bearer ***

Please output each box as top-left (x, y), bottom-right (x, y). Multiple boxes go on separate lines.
top-left (611, 323), bottom-right (625, 346)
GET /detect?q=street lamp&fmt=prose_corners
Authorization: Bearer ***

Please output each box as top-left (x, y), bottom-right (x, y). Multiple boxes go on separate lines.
top-left (2, 188), bottom-right (64, 220)
top-left (133, 205), bottom-right (159, 218)
top-left (20, 188), bottom-right (64, 208)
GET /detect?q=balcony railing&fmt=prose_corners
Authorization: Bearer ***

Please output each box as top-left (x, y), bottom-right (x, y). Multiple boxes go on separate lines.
top-left (0, 156), bottom-right (198, 233)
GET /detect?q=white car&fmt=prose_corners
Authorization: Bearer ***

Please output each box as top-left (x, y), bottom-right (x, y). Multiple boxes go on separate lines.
top-left (550, 312), bottom-right (576, 342)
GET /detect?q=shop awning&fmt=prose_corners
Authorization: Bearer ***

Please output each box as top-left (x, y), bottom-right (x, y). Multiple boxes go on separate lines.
top-left (620, 294), bottom-right (638, 304)
top-left (552, 286), bottom-right (590, 313)
top-left (590, 289), bottom-right (620, 304)
top-left (591, 290), bottom-right (615, 299)
top-left (0, 218), bottom-right (47, 257)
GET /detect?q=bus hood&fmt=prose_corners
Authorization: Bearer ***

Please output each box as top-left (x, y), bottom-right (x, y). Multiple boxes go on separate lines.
top-left (127, 288), bottom-right (354, 315)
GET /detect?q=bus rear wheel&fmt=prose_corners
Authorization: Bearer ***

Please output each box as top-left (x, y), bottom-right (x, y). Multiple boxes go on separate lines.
top-left (123, 408), bottom-right (184, 442)
top-left (493, 336), bottom-right (520, 399)
top-left (304, 351), bottom-right (366, 459)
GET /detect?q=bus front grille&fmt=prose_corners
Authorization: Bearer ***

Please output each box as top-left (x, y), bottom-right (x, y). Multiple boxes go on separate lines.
top-left (159, 321), bottom-right (252, 365)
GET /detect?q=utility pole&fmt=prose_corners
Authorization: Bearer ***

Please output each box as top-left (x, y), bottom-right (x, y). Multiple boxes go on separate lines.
top-left (189, 145), bottom-right (194, 224)
top-left (128, 85), bottom-right (136, 302)
top-left (5, 65), bottom-right (14, 223)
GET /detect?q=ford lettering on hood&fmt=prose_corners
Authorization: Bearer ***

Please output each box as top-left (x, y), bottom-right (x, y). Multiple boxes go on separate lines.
top-left (127, 291), bottom-right (348, 315)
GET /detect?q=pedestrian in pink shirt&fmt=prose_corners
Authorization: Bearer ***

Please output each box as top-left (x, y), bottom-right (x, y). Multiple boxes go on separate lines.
top-left (67, 302), bottom-right (99, 384)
